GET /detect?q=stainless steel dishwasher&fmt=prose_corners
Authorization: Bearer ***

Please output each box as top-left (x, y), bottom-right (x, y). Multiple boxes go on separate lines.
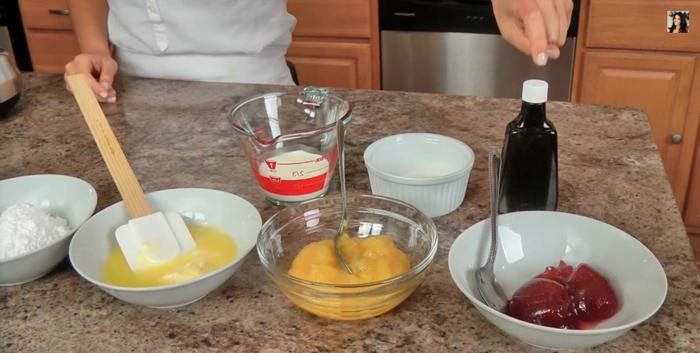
top-left (380, 0), bottom-right (579, 101)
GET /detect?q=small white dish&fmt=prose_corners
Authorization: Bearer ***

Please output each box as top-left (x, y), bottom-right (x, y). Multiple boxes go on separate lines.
top-left (363, 133), bottom-right (474, 217)
top-left (448, 211), bottom-right (667, 350)
top-left (69, 188), bottom-right (262, 308)
top-left (0, 174), bottom-right (97, 285)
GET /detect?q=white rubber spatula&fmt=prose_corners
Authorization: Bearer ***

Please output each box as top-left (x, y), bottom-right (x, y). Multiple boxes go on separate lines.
top-left (66, 74), bottom-right (196, 271)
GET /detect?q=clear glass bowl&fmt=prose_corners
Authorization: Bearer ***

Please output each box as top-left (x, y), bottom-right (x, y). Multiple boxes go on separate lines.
top-left (257, 194), bottom-right (439, 320)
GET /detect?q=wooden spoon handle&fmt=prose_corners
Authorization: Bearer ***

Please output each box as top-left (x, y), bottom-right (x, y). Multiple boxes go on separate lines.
top-left (66, 74), bottom-right (152, 218)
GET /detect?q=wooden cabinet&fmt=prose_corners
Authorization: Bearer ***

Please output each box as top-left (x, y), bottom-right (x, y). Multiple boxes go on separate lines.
top-left (19, 0), bottom-right (77, 73)
top-left (585, 0), bottom-right (700, 52)
top-left (687, 150), bottom-right (700, 234)
top-left (684, 87), bottom-right (700, 234)
top-left (578, 51), bottom-right (698, 207)
top-left (23, 31), bottom-right (79, 73)
top-left (286, 0), bottom-right (380, 89)
top-left (18, 0), bottom-right (381, 89)
top-left (20, 0), bottom-right (73, 30)
top-left (287, 40), bottom-right (373, 89)
top-left (573, 0), bottom-right (700, 231)
top-left (287, 0), bottom-right (373, 38)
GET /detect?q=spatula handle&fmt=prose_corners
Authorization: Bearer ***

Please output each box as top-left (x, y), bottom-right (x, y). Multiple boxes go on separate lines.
top-left (66, 74), bottom-right (152, 218)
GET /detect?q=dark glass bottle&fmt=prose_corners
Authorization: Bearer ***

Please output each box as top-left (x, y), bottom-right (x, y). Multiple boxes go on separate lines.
top-left (499, 80), bottom-right (558, 213)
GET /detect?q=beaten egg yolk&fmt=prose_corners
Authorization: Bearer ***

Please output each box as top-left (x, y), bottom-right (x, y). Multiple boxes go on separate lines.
top-left (288, 235), bottom-right (410, 284)
top-left (103, 224), bottom-right (237, 287)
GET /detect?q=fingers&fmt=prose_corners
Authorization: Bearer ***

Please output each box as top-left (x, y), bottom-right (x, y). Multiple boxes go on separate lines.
top-left (492, 0), bottom-right (535, 57)
top-left (554, 0), bottom-right (572, 46)
top-left (64, 54), bottom-right (117, 103)
top-left (65, 61), bottom-right (108, 102)
top-left (518, 0), bottom-right (549, 66)
top-left (536, 0), bottom-right (560, 46)
top-left (98, 59), bottom-right (118, 103)
top-left (499, 21), bottom-right (535, 58)
top-left (492, 0), bottom-right (574, 65)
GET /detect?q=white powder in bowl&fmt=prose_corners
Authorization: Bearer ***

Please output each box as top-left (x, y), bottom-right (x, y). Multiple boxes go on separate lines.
top-left (0, 203), bottom-right (70, 260)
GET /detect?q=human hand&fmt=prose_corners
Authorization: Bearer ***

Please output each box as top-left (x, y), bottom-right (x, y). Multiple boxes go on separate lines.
top-left (64, 53), bottom-right (118, 103)
top-left (492, 0), bottom-right (574, 66)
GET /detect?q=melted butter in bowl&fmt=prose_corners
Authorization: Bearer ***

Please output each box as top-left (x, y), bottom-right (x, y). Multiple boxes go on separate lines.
top-left (69, 188), bottom-right (262, 308)
top-left (103, 224), bottom-right (238, 287)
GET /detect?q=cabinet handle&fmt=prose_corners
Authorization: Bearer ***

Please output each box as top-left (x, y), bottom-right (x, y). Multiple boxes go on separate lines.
top-left (671, 134), bottom-right (683, 144)
top-left (48, 8), bottom-right (70, 16)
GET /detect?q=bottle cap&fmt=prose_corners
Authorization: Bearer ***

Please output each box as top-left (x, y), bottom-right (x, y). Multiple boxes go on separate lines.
top-left (522, 80), bottom-right (548, 104)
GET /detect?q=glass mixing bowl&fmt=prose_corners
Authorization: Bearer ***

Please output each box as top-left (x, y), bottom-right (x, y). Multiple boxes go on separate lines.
top-left (257, 194), bottom-right (438, 320)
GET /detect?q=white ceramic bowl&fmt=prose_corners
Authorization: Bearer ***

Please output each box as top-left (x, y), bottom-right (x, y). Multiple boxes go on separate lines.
top-left (364, 133), bottom-right (474, 218)
top-left (0, 174), bottom-right (97, 285)
top-left (448, 211), bottom-right (667, 350)
top-left (69, 188), bottom-right (262, 308)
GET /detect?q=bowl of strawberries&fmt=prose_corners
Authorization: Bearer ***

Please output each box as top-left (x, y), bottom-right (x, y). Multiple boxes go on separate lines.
top-left (448, 211), bottom-right (667, 350)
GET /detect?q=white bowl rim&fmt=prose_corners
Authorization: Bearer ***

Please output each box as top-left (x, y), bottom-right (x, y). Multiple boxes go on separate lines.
top-left (448, 210), bottom-right (668, 336)
top-left (364, 133), bottom-right (475, 185)
top-left (68, 187), bottom-right (262, 292)
top-left (0, 174), bottom-right (98, 263)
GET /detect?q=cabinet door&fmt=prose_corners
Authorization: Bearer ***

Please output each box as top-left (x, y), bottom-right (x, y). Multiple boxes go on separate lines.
top-left (286, 40), bottom-right (373, 89)
top-left (684, 75), bottom-right (700, 233)
top-left (686, 149), bottom-right (700, 234)
top-left (25, 31), bottom-right (80, 73)
top-left (578, 51), bottom-right (697, 208)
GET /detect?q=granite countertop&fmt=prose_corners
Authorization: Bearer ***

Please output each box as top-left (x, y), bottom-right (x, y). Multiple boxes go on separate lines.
top-left (1, 74), bottom-right (698, 352)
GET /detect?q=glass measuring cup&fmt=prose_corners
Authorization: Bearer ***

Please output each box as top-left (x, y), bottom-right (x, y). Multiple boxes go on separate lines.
top-left (229, 87), bottom-right (352, 205)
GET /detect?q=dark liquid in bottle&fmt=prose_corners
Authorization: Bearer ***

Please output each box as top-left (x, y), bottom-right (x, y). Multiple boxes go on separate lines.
top-left (499, 101), bottom-right (558, 213)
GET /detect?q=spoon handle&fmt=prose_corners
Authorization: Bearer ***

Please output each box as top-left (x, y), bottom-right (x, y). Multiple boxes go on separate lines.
top-left (334, 118), bottom-right (353, 274)
top-left (66, 74), bottom-right (153, 219)
top-left (337, 121), bottom-right (347, 219)
top-left (487, 150), bottom-right (501, 268)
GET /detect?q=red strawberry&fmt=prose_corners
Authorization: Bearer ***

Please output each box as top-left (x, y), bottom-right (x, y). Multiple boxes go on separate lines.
top-left (566, 264), bottom-right (620, 322)
top-left (507, 278), bottom-right (579, 329)
top-left (537, 260), bottom-right (574, 285)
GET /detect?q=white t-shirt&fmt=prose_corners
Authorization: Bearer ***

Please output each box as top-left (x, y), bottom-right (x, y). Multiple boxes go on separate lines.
top-left (107, 0), bottom-right (297, 85)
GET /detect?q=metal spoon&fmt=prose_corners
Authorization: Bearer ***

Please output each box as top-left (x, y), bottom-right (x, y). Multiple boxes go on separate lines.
top-left (475, 150), bottom-right (507, 311)
top-left (333, 119), bottom-right (353, 274)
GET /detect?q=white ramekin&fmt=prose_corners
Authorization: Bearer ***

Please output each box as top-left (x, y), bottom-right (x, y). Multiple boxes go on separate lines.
top-left (363, 133), bottom-right (475, 218)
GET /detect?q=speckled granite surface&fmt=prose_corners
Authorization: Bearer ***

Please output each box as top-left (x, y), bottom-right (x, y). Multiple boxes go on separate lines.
top-left (0, 74), bottom-right (698, 353)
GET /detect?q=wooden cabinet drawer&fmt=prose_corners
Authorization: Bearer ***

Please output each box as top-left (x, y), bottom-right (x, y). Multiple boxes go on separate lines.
top-left (586, 0), bottom-right (700, 52)
top-left (286, 40), bottom-right (372, 89)
top-left (288, 0), bottom-right (372, 38)
top-left (19, 0), bottom-right (73, 30)
top-left (25, 30), bottom-right (80, 73)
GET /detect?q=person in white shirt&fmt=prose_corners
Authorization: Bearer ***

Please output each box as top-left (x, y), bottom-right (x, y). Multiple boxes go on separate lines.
top-left (64, 0), bottom-right (573, 103)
